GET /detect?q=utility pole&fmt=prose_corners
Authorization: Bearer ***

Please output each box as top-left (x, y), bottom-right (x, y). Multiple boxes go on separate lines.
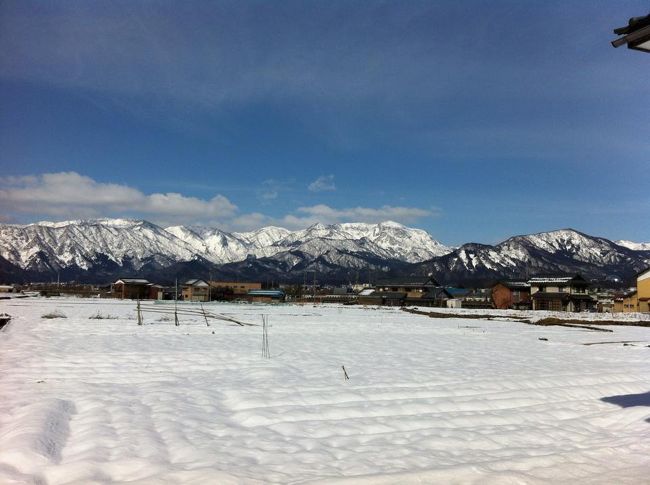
top-left (174, 278), bottom-right (179, 326)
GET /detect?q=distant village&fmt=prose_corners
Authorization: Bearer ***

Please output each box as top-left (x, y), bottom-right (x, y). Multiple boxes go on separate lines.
top-left (3, 269), bottom-right (649, 314)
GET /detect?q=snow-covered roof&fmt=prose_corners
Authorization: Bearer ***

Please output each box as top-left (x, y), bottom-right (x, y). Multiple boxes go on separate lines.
top-left (184, 279), bottom-right (209, 287)
top-left (498, 281), bottom-right (530, 289)
top-left (529, 275), bottom-right (587, 285)
top-left (529, 277), bottom-right (573, 283)
top-left (115, 278), bottom-right (150, 285)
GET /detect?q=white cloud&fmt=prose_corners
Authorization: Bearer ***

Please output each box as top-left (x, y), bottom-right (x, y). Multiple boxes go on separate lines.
top-left (0, 172), bottom-right (237, 224)
top-left (295, 204), bottom-right (433, 225)
top-left (0, 172), bottom-right (437, 231)
top-left (220, 204), bottom-right (436, 231)
top-left (308, 175), bottom-right (336, 192)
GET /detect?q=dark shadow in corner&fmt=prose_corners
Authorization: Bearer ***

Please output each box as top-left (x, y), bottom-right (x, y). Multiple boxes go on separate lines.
top-left (601, 391), bottom-right (650, 408)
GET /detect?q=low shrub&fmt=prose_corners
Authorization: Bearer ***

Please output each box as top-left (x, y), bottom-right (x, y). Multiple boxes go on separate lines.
top-left (41, 310), bottom-right (67, 319)
top-left (89, 311), bottom-right (117, 320)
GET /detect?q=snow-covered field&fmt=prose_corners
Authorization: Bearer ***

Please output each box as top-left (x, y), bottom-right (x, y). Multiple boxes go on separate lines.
top-left (1, 299), bottom-right (649, 484)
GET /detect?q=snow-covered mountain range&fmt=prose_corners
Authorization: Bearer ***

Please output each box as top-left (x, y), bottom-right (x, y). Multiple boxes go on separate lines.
top-left (0, 219), bottom-right (648, 284)
top-left (0, 219), bottom-right (450, 275)
top-left (166, 221), bottom-right (450, 265)
top-left (616, 240), bottom-right (650, 252)
top-left (418, 229), bottom-right (650, 284)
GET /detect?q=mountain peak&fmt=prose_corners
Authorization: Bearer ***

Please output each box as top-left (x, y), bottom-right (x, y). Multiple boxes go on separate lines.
top-left (378, 220), bottom-right (405, 228)
top-left (32, 218), bottom-right (150, 229)
top-left (307, 222), bottom-right (327, 230)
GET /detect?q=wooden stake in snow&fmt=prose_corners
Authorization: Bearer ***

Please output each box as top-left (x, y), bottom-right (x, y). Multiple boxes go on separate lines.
top-left (174, 278), bottom-right (180, 326)
top-left (137, 299), bottom-right (143, 326)
top-left (342, 365), bottom-right (350, 380)
top-left (262, 315), bottom-right (270, 359)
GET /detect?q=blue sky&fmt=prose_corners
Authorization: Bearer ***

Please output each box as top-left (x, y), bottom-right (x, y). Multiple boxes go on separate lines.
top-left (0, 0), bottom-right (648, 245)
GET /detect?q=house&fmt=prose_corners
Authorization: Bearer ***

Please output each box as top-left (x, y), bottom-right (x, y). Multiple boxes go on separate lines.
top-left (112, 278), bottom-right (160, 300)
top-left (529, 275), bottom-right (595, 312)
top-left (613, 290), bottom-right (638, 313)
top-left (594, 289), bottom-right (616, 313)
top-left (375, 276), bottom-right (447, 306)
top-left (636, 267), bottom-right (650, 312)
top-left (182, 279), bottom-right (210, 302)
top-left (374, 276), bottom-right (440, 294)
top-left (459, 288), bottom-right (493, 309)
top-left (357, 276), bottom-right (449, 307)
top-left (358, 291), bottom-right (407, 306)
top-left (209, 281), bottom-right (262, 300)
top-left (613, 268), bottom-right (650, 313)
top-left (492, 281), bottom-right (531, 310)
top-left (443, 288), bottom-right (492, 309)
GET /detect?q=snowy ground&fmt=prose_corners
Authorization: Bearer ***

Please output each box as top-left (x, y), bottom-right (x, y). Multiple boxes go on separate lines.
top-left (1, 298), bottom-right (649, 484)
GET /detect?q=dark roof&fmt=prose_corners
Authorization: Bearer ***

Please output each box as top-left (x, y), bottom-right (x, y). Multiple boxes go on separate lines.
top-left (612, 14), bottom-right (650, 50)
top-left (421, 287), bottom-right (452, 300)
top-left (375, 276), bottom-right (439, 287)
top-left (635, 267), bottom-right (650, 278)
top-left (445, 287), bottom-right (471, 297)
top-left (614, 13), bottom-right (650, 35)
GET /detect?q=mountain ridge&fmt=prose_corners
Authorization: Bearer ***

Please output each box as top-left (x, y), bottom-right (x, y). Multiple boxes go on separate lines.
top-left (0, 218), bottom-right (648, 285)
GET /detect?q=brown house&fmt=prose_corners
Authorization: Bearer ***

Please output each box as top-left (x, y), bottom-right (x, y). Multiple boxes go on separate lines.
top-left (182, 279), bottom-right (210, 302)
top-left (492, 281), bottom-right (531, 309)
top-left (112, 278), bottom-right (160, 300)
top-left (530, 275), bottom-right (595, 312)
top-left (360, 276), bottom-right (449, 307)
top-left (613, 267), bottom-right (650, 313)
top-left (209, 281), bottom-right (262, 300)
top-left (613, 290), bottom-right (638, 313)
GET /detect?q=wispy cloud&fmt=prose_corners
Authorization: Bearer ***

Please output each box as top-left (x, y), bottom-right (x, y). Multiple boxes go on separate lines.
top-left (308, 175), bottom-right (336, 192)
top-left (281, 204), bottom-right (435, 228)
top-left (257, 178), bottom-right (294, 203)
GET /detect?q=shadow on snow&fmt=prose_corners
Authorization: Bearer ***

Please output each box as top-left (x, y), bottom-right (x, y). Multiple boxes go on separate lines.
top-left (601, 391), bottom-right (650, 416)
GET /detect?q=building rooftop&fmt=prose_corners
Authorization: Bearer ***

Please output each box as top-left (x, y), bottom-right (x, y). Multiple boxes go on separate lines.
top-left (375, 276), bottom-right (439, 287)
top-left (499, 281), bottom-right (531, 289)
top-left (529, 275), bottom-right (588, 285)
top-left (184, 279), bottom-right (209, 286)
top-left (115, 278), bottom-right (150, 285)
